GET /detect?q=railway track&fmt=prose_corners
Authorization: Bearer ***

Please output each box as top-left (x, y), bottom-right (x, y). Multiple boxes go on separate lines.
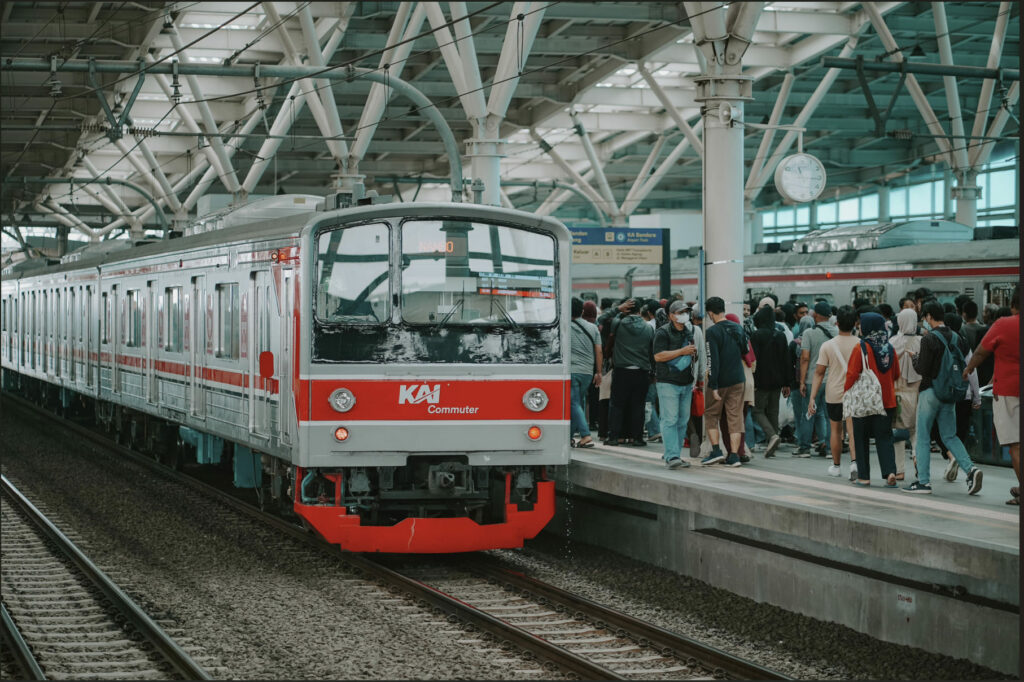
top-left (2, 393), bottom-right (790, 680)
top-left (0, 475), bottom-right (211, 681)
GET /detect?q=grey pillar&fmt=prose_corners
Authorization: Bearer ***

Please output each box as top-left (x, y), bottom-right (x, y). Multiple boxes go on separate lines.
top-left (809, 200), bottom-right (819, 231)
top-left (697, 76), bottom-right (752, 316)
top-left (943, 169), bottom-right (955, 220)
top-left (953, 169), bottom-right (981, 228)
top-left (877, 184), bottom-right (890, 223)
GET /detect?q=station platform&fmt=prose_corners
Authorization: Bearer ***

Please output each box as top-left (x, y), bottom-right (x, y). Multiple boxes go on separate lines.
top-left (548, 439), bottom-right (1020, 675)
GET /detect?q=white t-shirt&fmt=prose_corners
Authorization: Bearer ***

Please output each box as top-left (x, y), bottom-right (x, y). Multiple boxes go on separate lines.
top-left (816, 334), bottom-right (860, 403)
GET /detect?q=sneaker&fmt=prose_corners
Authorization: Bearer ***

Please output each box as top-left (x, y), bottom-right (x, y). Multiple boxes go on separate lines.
top-left (648, 433), bottom-right (663, 443)
top-left (814, 442), bottom-right (828, 457)
top-left (739, 454), bottom-right (751, 464)
top-left (966, 468), bottom-right (983, 495)
top-left (666, 457), bottom-right (689, 469)
top-left (701, 451), bottom-right (726, 466)
top-left (631, 439), bottom-right (647, 447)
top-left (849, 462), bottom-right (858, 482)
top-left (903, 481), bottom-right (932, 494)
top-left (944, 456), bottom-right (959, 482)
top-left (828, 464), bottom-right (842, 477)
top-left (794, 447), bottom-right (811, 458)
top-left (725, 452), bottom-right (742, 467)
top-left (603, 438), bottom-right (620, 447)
top-left (765, 435), bottom-right (781, 457)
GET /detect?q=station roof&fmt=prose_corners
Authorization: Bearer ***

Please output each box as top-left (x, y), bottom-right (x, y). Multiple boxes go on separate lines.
top-left (0, 1), bottom-right (1019, 250)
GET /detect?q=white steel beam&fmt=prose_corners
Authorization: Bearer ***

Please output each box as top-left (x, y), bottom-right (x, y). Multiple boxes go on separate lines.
top-left (299, 5), bottom-right (352, 163)
top-left (969, 1), bottom-right (1011, 169)
top-left (620, 134), bottom-right (668, 215)
top-left (746, 70), bottom-right (794, 193)
top-left (745, 37), bottom-right (858, 202)
top-left (971, 80), bottom-right (1019, 168)
top-left (167, 29), bottom-right (242, 193)
top-left (425, 3), bottom-right (485, 121)
top-left (724, 2), bottom-right (764, 67)
top-left (569, 110), bottom-right (619, 221)
top-left (37, 200), bottom-right (99, 239)
top-left (351, 2), bottom-right (426, 165)
top-left (450, 1), bottom-right (488, 120)
top-left (864, 3), bottom-right (952, 163)
top-left (636, 62), bottom-right (704, 158)
top-left (933, 4), bottom-right (970, 171)
top-left (81, 155), bottom-right (131, 215)
top-left (532, 129), bottom-right (612, 219)
top-left (488, 2), bottom-right (545, 120)
top-left (621, 121), bottom-right (704, 217)
top-left (135, 139), bottom-right (185, 213)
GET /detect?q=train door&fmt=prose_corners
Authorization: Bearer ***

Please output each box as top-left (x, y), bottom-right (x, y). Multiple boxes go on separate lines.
top-left (851, 285), bottom-right (886, 306)
top-left (189, 275), bottom-right (206, 418)
top-left (249, 270), bottom-right (273, 438)
top-left (111, 285), bottom-right (120, 393)
top-left (69, 287), bottom-right (76, 383)
top-left (278, 270), bottom-right (293, 445)
top-left (85, 286), bottom-right (94, 388)
top-left (984, 281), bottom-right (1016, 308)
top-left (146, 281), bottom-right (157, 404)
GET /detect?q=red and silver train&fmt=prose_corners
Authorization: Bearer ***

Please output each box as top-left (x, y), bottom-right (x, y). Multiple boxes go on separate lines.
top-left (572, 223), bottom-right (1018, 310)
top-left (1, 196), bottom-right (572, 553)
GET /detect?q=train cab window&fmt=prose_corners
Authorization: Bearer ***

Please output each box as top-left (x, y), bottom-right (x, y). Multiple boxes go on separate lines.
top-left (215, 283), bottom-right (239, 359)
top-left (315, 222), bottom-right (390, 324)
top-left (126, 289), bottom-right (142, 347)
top-left (399, 219), bottom-right (556, 325)
top-left (164, 286), bottom-right (183, 352)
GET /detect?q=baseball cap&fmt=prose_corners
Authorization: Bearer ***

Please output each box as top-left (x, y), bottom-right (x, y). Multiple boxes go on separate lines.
top-left (669, 300), bottom-right (691, 314)
top-left (758, 296), bottom-right (775, 310)
top-left (814, 300), bottom-right (832, 317)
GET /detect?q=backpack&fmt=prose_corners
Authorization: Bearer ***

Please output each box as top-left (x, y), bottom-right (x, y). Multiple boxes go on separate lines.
top-left (931, 329), bottom-right (968, 403)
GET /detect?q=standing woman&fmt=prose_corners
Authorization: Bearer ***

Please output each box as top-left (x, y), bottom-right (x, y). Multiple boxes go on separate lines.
top-left (890, 308), bottom-right (922, 479)
top-left (844, 312), bottom-right (901, 486)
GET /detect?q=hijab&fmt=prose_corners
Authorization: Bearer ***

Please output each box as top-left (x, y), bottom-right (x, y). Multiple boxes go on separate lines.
top-left (582, 300), bottom-right (598, 323)
top-left (727, 313), bottom-right (756, 364)
top-left (859, 311), bottom-right (893, 372)
top-left (795, 315), bottom-right (815, 339)
top-left (890, 308), bottom-right (922, 383)
top-left (753, 306), bottom-right (775, 330)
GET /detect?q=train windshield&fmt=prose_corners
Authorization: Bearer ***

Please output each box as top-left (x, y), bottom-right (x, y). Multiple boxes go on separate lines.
top-left (400, 219), bottom-right (556, 327)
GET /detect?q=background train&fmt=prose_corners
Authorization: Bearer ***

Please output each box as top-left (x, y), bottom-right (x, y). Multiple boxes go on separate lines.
top-left (572, 220), bottom-right (1019, 310)
top-left (1, 195), bottom-right (572, 553)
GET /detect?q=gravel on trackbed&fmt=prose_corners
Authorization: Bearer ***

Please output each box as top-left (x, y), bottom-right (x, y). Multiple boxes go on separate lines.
top-left (0, 413), bottom-right (543, 681)
top-left (491, 535), bottom-right (1009, 680)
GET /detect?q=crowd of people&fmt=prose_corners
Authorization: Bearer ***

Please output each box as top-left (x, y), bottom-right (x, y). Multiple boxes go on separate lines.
top-left (568, 284), bottom-right (1020, 504)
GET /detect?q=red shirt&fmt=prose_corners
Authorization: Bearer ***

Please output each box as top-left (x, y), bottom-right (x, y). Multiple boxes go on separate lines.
top-left (844, 342), bottom-right (901, 410)
top-left (981, 314), bottom-right (1020, 397)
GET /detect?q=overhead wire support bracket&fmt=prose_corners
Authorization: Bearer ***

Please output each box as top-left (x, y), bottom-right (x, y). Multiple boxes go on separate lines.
top-left (87, 58), bottom-right (146, 141)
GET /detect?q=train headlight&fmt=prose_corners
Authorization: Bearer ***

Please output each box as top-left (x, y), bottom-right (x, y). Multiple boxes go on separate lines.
top-left (328, 388), bottom-right (356, 413)
top-left (522, 388), bottom-right (549, 412)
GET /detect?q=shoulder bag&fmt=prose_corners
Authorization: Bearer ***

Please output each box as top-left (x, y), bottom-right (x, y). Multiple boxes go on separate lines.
top-left (842, 343), bottom-right (886, 418)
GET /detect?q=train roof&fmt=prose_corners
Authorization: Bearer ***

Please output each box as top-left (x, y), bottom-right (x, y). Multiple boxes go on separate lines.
top-left (2, 200), bottom-right (569, 281)
top-left (791, 219), bottom-right (973, 252)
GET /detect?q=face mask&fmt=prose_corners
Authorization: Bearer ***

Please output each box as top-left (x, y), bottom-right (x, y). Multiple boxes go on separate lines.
top-left (922, 319), bottom-right (931, 330)
top-left (676, 313), bottom-right (689, 324)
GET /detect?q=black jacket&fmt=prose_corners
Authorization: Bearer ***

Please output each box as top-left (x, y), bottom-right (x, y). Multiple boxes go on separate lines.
top-left (749, 325), bottom-right (789, 390)
top-left (912, 326), bottom-right (969, 393)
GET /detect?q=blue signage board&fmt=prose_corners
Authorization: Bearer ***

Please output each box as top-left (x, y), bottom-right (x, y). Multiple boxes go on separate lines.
top-left (570, 228), bottom-right (663, 246)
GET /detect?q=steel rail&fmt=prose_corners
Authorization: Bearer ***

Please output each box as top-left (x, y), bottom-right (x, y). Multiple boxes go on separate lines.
top-left (0, 601), bottom-right (47, 680)
top-left (0, 473), bottom-right (212, 681)
top-left (465, 559), bottom-right (793, 680)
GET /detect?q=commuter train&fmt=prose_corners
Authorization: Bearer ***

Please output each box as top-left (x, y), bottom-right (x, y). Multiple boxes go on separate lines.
top-left (1, 196), bottom-right (572, 553)
top-left (573, 221), bottom-right (1018, 310)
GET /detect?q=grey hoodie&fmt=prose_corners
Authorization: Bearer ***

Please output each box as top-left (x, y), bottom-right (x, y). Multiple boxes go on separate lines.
top-left (802, 321), bottom-right (838, 385)
top-left (610, 314), bottom-right (655, 372)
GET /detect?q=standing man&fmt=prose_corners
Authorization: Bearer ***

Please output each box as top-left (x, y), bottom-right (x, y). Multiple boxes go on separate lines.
top-left (605, 299), bottom-right (655, 447)
top-left (963, 285), bottom-right (1019, 505)
top-left (808, 306), bottom-right (861, 479)
top-left (569, 297), bottom-right (602, 448)
top-left (903, 301), bottom-right (983, 495)
top-left (799, 301), bottom-right (837, 455)
top-left (653, 301), bottom-right (704, 469)
top-left (749, 306), bottom-right (789, 457)
top-left (702, 297), bottom-right (747, 467)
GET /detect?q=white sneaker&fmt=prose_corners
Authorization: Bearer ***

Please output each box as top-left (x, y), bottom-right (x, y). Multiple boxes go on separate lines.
top-left (828, 464), bottom-right (841, 477)
top-left (849, 462), bottom-right (858, 481)
top-left (944, 456), bottom-right (959, 482)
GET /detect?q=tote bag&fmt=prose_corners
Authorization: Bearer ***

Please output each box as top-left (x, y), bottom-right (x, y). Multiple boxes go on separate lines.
top-left (842, 345), bottom-right (885, 418)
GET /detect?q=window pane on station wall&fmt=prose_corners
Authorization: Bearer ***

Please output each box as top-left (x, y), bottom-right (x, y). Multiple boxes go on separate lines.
top-left (796, 206), bottom-right (809, 226)
top-left (838, 197), bottom-right (858, 221)
top-left (890, 187), bottom-right (907, 217)
top-left (908, 183), bottom-right (930, 215)
top-left (818, 201), bottom-right (837, 225)
top-left (860, 194), bottom-right (878, 221)
top-left (988, 170), bottom-right (1014, 211)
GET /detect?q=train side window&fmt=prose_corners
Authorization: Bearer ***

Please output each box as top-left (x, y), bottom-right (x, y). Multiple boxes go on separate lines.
top-left (215, 283), bottom-right (239, 359)
top-left (101, 293), bottom-right (110, 343)
top-left (126, 289), bottom-right (142, 348)
top-left (165, 286), bottom-right (183, 352)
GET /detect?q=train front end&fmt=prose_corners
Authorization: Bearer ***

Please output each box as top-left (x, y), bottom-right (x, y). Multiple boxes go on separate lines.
top-left (293, 203), bottom-right (571, 553)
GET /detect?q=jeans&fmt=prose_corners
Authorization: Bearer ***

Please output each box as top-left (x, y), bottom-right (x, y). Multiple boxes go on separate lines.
top-left (656, 382), bottom-right (693, 463)
top-left (570, 372), bottom-right (593, 439)
top-left (645, 383), bottom-right (661, 437)
top-left (852, 407), bottom-right (897, 480)
top-left (753, 388), bottom-right (781, 440)
top-left (609, 368), bottom-right (649, 441)
top-left (915, 388), bottom-right (974, 485)
top-left (744, 408), bottom-right (756, 448)
top-left (794, 387), bottom-right (828, 448)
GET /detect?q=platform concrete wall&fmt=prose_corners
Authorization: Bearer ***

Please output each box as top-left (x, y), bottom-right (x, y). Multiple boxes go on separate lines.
top-left (550, 464), bottom-right (1019, 676)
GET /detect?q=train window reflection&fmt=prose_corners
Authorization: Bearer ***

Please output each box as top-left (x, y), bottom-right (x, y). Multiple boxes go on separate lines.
top-left (315, 222), bottom-right (390, 325)
top-left (400, 219), bottom-right (556, 326)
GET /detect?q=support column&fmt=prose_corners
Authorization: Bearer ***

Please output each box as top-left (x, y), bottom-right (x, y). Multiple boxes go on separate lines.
top-left (742, 200), bottom-right (761, 254)
top-left (809, 200), bottom-right (819, 231)
top-left (697, 75), bottom-right (752, 317)
top-left (877, 184), bottom-right (890, 223)
top-left (465, 116), bottom-right (504, 206)
top-left (953, 169), bottom-right (981, 228)
top-left (943, 169), bottom-right (954, 219)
